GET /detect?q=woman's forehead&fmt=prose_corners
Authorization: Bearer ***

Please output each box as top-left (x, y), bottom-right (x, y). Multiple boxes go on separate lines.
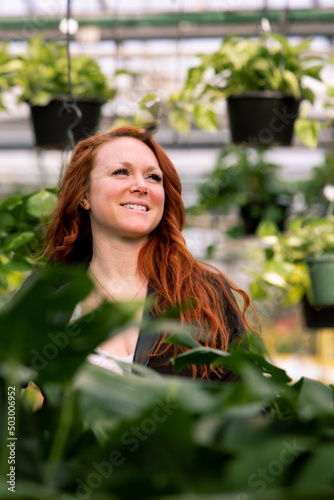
top-left (95, 137), bottom-right (158, 164)
top-left (93, 137), bottom-right (161, 169)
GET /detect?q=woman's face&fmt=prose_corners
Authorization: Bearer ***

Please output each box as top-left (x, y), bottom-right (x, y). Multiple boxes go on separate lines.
top-left (83, 137), bottom-right (165, 243)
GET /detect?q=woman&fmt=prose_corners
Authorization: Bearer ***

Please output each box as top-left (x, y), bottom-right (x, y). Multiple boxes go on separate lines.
top-left (42, 126), bottom-right (255, 380)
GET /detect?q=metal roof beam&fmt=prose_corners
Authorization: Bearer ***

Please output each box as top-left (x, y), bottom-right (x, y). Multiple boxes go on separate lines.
top-left (1, 9), bottom-right (334, 41)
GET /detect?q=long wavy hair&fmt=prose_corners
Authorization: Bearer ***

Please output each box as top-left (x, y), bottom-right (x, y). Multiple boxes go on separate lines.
top-left (44, 126), bottom-right (256, 379)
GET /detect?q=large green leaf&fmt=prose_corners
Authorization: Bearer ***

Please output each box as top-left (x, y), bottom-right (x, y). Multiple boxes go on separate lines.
top-left (244, 330), bottom-right (269, 357)
top-left (292, 444), bottom-right (334, 491)
top-left (224, 433), bottom-right (313, 494)
top-left (1, 263), bottom-right (334, 499)
top-left (193, 104), bottom-right (218, 132)
top-left (0, 195), bottom-right (23, 213)
top-left (171, 346), bottom-right (229, 374)
top-left (172, 344), bottom-right (292, 392)
top-left (0, 267), bottom-right (138, 386)
top-left (26, 190), bottom-right (57, 220)
top-left (294, 117), bottom-right (320, 149)
top-left (293, 377), bottom-right (334, 419)
top-left (168, 108), bottom-right (191, 134)
top-left (4, 231), bottom-right (35, 251)
top-left (2, 256), bottom-right (32, 272)
top-left (75, 362), bottom-right (214, 431)
top-left (163, 329), bottom-right (200, 349)
top-left (282, 70), bottom-right (301, 99)
top-left (0, 213), bottom-right (17, 232)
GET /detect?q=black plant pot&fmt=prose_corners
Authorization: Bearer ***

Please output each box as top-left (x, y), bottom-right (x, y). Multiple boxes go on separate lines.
top-left (240, 203), bottom-right (263, 235)
top-left (227, 92), bottom-right (301, 146)
top-left (30, 97), bottom-right (104, 149)
top-left (302, 295), bottom-right (334, 329)
top-left (240, 200), bottom-right (289, 235)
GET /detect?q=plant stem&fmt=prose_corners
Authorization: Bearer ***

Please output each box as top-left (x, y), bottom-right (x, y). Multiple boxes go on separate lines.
top-left (272, 399), bottom-right (283, 420)
top-left (43, 387), bottom-right (74, 489)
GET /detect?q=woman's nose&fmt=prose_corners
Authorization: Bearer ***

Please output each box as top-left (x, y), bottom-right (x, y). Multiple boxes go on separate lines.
top-left (129, 176), bottom-right (148, 194)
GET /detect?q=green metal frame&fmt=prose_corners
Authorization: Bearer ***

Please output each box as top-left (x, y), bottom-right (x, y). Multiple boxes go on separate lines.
top-left (0, 9), bottom-right (334, 31)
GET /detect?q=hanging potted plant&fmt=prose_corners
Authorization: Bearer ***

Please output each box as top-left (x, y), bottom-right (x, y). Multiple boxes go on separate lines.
top-left (190, 145), bottom-right (295, 236)
top-left (248, 187), bottom-right (334, 327)
top-left (168, 33), bottom-right (328, 148)
top-left (305, 185), bottom-right (334, 306)
top-left (13, 33), bottom-right (115, 149)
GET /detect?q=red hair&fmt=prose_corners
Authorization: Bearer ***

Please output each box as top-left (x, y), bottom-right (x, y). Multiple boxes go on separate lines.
top-left (44, 127), bottom-right (256, 379)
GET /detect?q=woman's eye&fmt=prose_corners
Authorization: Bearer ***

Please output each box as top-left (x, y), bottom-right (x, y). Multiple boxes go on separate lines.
top-left (112, 168), bottom-right (129, 176)
top-left (148, 173), bottom-right (163, 182)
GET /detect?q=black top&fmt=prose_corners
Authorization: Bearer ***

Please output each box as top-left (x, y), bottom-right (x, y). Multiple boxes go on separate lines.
top-left (141, 280), bottom-right (245, 381)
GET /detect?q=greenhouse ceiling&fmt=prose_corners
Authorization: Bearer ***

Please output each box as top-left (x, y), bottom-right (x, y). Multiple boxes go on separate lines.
top-left (1, 0), bottom-right (334, 17)
top-left (1, 3), bottom-right (334, 40)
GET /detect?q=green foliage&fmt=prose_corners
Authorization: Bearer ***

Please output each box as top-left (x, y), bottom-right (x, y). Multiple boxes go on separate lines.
top-left (168, 106), bottom-right (191, 134)
top-left (0, 189), bottom-right (57, 300)
top-left (168, 33), bottom-right (328, 146)
top-left (191, 146), bottom-right (295, 235)
top-left (0, 42), bottom-right (21, 110)
top-left (249, 215), bottom-right (334, 306)
top-left (1, 266), bottom-right (334, 499)
top-left (13, 33), bottom-right (115, 106)
top-left (111, 92), bottom-right (162, 138)
top-left (294, 117), bottom-right (320, 149)
top-left (299, 153), bottom-right (334, 209)
top-left (203, 34), bottom-right (321, 99)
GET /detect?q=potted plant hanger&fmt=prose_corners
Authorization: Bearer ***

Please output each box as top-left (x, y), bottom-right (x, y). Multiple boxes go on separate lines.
top-left (168, 33), bottom-right (327, 148)
top-left (13, 33), bottom-right (115, 149)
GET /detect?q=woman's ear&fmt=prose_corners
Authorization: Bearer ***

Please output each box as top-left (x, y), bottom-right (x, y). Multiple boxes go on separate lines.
top-left (80, 195), bottom-right (90, 210)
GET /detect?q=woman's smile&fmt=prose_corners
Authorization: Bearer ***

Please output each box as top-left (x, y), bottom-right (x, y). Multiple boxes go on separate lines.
top-left (121, 203), bottom-right (149, 212)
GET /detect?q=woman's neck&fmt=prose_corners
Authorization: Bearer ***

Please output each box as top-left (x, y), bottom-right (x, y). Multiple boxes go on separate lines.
top-left (89, 233), bottom-right (146, 285)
